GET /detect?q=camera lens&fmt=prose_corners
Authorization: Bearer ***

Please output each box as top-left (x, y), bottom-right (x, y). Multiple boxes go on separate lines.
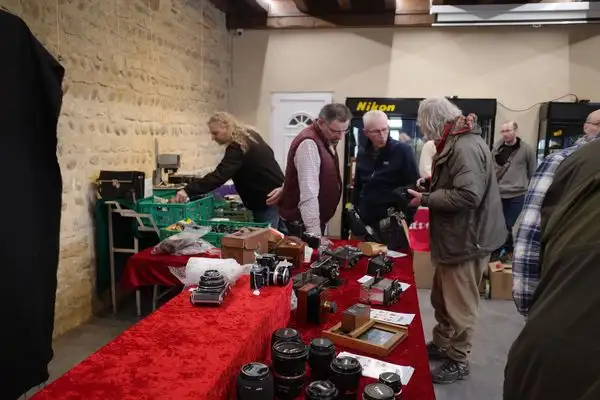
top-left (305, 380), bottom-right (338, 400)
top-left (273, 374), bottom-right (305, 400)
top-left (308, 338), bottom-right (336, 380)
top-left (272, 341), bottom-right (308, 377)
top-left (199, 270), bottom-right (226, 290)
top-left (269, 265), bottom-right (290, 286)
top-left (330, 356), bottom-right (362, 398)
top-left (250, 265), bottom-right (268, 290)
top-left (378, 372), bottom-right (402, 397)
top-left (236, 362), bottom-right (274, 400)
top-left (271, 328), bottom-right (301, 348)
top-left (362, 383), bottom-right (395, 400)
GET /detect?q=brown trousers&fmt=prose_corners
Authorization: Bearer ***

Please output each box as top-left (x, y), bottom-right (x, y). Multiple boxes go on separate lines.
top-left (431, 256), bottom-right (489, 363)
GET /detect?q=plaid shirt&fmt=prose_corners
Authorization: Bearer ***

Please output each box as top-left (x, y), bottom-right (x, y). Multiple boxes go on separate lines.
top-left (512, 135), bottom-right (598, 316)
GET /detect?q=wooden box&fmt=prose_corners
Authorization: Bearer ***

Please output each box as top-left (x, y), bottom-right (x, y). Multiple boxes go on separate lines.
top-left (220, 227), bottom-right (270, 265)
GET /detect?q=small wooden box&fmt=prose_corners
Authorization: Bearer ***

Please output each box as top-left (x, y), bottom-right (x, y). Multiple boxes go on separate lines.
top-left (273, 236), bottom-right (306, 269)
top-left (341, 303), bottom-right (371, 333)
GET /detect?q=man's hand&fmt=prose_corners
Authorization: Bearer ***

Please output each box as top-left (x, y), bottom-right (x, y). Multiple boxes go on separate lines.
top-left (170, 190), bottom-right (189, 203)
top-left (416, 177), bottom-right (431, 192)
top-left (407, 189), bottom-right (422, 208)
top-left (266, 186), bottom-right (283, 206)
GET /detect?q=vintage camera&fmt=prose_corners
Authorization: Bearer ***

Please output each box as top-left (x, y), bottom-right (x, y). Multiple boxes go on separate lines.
top-left (301, 231), bottom-right (321, 250)
top-left (366, 254), bottom-right (394, 282)
top-left (255, 253), bottom-right (282, 270)
top-left (360, 278), bottom-right (403, 306)
top-left (292, 270), bottom-right (329, 293)
top-left (310, 256), bottom-right (343, 286)
top-left (190, 270), bottom-right (230, 306)
top-left (325, 246), bottom-right (363, 269)
top-left (250, 260), bottom-right (291, 290)
top-left (297, 283), bottom-right (337, 325)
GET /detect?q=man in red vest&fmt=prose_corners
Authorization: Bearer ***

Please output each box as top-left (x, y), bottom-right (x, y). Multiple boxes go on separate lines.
top-left (268, 103), bottom-right (352, 239)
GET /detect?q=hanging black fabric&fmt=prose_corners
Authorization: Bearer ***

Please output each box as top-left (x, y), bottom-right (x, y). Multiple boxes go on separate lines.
top-left (0, 11), bottom-right (64, 399)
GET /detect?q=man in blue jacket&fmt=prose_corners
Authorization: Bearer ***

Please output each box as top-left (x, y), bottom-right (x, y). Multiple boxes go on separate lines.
top-left (352, 110), bottom-right (419, 240)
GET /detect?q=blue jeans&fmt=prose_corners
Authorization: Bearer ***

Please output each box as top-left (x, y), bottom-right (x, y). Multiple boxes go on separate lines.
top-left (253, 206), bottom-right (280, 228)
top-left (501, 195), bottom-right (525, 253)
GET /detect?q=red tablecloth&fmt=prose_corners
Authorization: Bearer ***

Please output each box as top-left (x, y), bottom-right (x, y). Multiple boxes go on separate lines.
top-left (32, 276), bottom-right (292, 400)
top-left (288, 241), bottom-right (435, 400)
top-left (121, 247), bottom-right (220, 290)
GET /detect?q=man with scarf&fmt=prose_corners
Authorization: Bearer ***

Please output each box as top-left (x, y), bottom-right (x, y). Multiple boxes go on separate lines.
top-left (407, 97), bottom-right (506, 384)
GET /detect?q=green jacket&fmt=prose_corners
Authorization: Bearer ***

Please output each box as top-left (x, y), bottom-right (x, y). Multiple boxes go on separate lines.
top-left (504, 139), bottom-right (600, 400)
top-left (422, 125), bottom-right (506, 265)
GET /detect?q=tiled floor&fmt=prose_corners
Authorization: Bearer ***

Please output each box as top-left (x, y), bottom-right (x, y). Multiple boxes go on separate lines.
top-left (25, 289), bottom-right (524, 400)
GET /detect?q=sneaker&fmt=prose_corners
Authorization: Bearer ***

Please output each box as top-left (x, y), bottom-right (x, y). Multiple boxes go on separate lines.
top-left (431, 359), bottom-right (470, 384)
top-left (427, 342), bottom-right (448, 361)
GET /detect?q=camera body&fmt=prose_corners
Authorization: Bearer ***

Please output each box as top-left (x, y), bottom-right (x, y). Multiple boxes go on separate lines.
top-left (250, 254), bottom-right (292, 290)
top-left (292, 270), bottom-right (329, 293)
top-left (366, 254), bottom-right (394, 282)
top-left (325, 246), bottom-right (363, 269)
top-left (360, 278), bottom-right (403, 306)
top-left (297, 283), bottom-right (337, 325)
top-left (190, 270), bottom-right (230, 306)
top-left (310, 256), bottom-right (342, 286)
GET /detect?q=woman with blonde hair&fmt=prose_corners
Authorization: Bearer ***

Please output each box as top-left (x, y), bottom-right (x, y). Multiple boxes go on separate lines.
top-left (172, 111), bottom-right (284, 226)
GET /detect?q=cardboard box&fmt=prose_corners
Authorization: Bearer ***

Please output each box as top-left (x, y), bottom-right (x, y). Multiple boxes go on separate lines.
top-left (412, 251), bottom-right (435, 289)
top-left (273, 236), bottom-right (306, 269)
top-left (488, 262), bottom-right (512, 300)
top-left (221, 227), bottom-right (270, 265)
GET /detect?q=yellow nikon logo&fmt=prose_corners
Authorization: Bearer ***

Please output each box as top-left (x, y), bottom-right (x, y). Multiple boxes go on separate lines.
top-left (356, 101), bottom-right (396, 113)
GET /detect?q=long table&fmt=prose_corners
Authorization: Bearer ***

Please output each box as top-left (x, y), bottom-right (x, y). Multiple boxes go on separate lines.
top-left (35, 241), bottom-right (434, 399)
top-left (32, 276), bottom-right (292, 400)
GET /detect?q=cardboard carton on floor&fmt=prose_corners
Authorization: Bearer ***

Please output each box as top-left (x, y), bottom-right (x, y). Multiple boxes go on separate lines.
top-left (413, 251), bottom-right (435, 289)
top-left (488, 261), bottom-right (513, 300)
top-left (221, 227), bottom-right (270, 265)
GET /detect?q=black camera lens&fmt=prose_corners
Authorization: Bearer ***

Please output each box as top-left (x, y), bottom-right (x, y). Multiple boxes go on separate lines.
top-left (269, 265), bottom-right (290, 286)
top-left (274, 373), bottom-right (305, 400)
top-left (236, 362), bottom-right (274, 400)
top-left (305, 380), bottom-right (338, 400)
top-left (199, 270), bottom-right (226, 290)
top-left (362, 383), bottom-right (395, 400)
top-left (272, 341), bottom-right (309, 377)
top-left (308, 338), bottom-right (336, 380)
top-left (271, 328), bottom-right (301, 348)
top-left (378, 372), bottom-right (402, 397)
top-left (330, 356), bottom-right (362, 398)
top-left (250, 265), bottom-right (268, 290)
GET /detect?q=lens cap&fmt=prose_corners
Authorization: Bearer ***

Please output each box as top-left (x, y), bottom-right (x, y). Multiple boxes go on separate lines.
top-left (363, 383), bottom-right (395, 400)
top-left (240, 362), bottom-right (270, 380)
top-left (305, 380), bottom-right (338, 399)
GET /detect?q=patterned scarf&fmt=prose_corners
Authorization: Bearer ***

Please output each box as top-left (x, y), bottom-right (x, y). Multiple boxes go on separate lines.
top-left (435, 113), bottom-right (479, 154)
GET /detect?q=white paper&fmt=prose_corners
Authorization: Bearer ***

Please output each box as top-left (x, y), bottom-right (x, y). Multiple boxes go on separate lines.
top-left (144, 178), bottom-right (153, 198)
top-left (304, 246), bottom-right (313, 263)
top-left (400, 282), bottom-right (411, 292)
top-left (386, 250), bottom-right (407, 258)
top-left (357, 275), bottom-right (375, 285)
top-left (370, 309), bottom-right (416, 326)
top-left (337, 352), bottom-right (415, 385)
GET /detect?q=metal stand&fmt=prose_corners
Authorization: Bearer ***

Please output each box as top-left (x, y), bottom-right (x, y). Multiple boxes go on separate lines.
top-left (106, 201), bottom-right (160, 315)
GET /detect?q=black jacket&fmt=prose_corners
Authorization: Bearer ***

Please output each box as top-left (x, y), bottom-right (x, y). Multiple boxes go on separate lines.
top-left (185, 131), bottom-right (284, 211)
top-left (1, 11), bottom-right (64, 399)
top-left (353, 136), bottom-right (419, 225)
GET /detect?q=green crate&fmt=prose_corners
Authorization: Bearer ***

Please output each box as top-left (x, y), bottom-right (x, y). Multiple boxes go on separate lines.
top-left (152, 188), bottom-right (178, 198)
top-left (159, 219), bottom-right (270, 248)
top-left (137, 194), bottom-right (214, 227)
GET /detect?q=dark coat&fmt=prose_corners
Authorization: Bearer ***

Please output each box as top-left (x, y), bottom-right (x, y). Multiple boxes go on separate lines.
top-left (422, 124), bottom-right (506, 265)
top-left (353, 136), bottom-right (419, 225)
top-left (504, 139), bottom-right (600, 400)
top-left (0, 11), bottom-right (65, 399)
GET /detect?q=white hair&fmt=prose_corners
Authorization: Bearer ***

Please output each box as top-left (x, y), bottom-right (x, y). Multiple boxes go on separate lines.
top-left (362, 110), bottom-right (388, 127)
top-left (417, 97), bottom-right (462, 140)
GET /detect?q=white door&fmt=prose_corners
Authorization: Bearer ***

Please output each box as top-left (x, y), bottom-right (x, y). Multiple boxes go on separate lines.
top-left (270, 92), bottom-right (334, 170)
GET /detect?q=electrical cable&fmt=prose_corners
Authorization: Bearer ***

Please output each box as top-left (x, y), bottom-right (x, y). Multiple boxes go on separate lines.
top-left (497, 93), bottom-right (580, 113)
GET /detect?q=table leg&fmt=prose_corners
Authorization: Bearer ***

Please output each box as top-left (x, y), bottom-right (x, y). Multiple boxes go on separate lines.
top-left (152, 285), bottom-right (158, 312)
top-left (136, 290), bottom-right (141, 317)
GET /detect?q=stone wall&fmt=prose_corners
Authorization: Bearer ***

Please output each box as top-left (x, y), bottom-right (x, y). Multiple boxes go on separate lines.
top-left (0, 0), bottom-right (231, 336)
